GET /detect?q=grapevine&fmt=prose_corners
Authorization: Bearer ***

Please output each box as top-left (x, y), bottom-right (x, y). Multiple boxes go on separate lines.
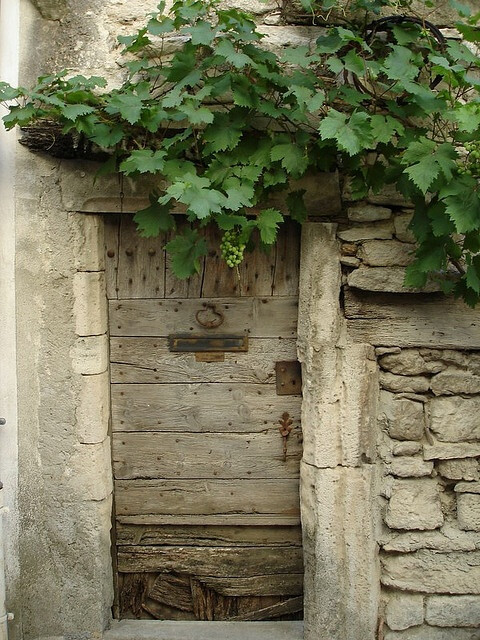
top-left (220, 230), bottom-right (246, 269)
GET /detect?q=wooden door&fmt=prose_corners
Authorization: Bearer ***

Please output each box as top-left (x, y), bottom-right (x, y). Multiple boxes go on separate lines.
top-left (105, 215), bottom-right (303, 621)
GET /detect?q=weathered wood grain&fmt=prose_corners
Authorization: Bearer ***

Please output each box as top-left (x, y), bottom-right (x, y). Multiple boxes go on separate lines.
top-left (344, 289), bottom-right (480, 348)
top-left (115, 524), bottom-right (302, 547)
top-left (272, 221), bottom-right (300, 297)
top-left (236, 229), bottom-right (277, 298)
top-left (229, 596), bottom-right (303, 620)
top-left (117, 216), bottom-right (166, 299)
top-left (199, 574), bottom-right (303, 597)
top-left (109, 297), bottom-right (299, 337)
top-left (113, 430), bottom-right (302, 480)
top-left (115, 478), bottom-right (300, 517)
top-left (104, 215), bottom-right (120, 300)
top-left (110, 337), bottom-right (297, 384)
top-left (111, 383), bottom-right (302, 432)
top-left (117, 514), bottom-right (301, 526)
top-left (117, 545), bottom-right (303, 576)
top-left (148, 574), bottom-right (193, 611)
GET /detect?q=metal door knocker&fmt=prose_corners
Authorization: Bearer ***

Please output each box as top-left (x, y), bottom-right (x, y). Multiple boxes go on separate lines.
top-left (195, 303), bottom-right (225, 329)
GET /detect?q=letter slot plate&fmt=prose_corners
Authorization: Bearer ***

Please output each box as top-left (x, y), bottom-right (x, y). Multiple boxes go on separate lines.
top-left (275, 361), bottom-right (302, 396)
top-left (168, 334), bottom-right (248, 352)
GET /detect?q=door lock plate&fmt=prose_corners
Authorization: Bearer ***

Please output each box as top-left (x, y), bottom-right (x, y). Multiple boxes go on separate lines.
top-left (275, 361), bottom-right (302, 396)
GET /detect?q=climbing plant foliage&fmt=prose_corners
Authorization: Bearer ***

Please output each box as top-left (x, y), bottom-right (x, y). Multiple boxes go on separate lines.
top-left (2, 0), bottom-right (480, 303)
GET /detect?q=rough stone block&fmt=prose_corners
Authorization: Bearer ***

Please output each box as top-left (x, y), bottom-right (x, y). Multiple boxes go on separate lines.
top-left (347, 204), bottom-right (392, 222)
top-left (430, 397), bottom-right (480, 442)
top-left (457, 494), bottom-right (480, 532)
top-left (387, 457), bottom-right (434, 478)
top-left (70, 334), bottom-right (109, 375)
top-left (379, 391), bottom-right (425, 441)
top-left (393, 212), bottom-right (415, 243)
top-left (73, 213), bottom-right (105, 272)
top-left (426, 595), bottom-right (480, 628)
top-left (348, 266), bottom-right (441, 293)
top-left (358, 240), bottom-right (415, 267)
top-left (437, 459), bottom-right (479, 481)
top-left (385, 479), bottom-right (443, 531)
top-left (337, 221), bottom-right (394, 242)
top-left (381, 550), bottom-right (480, 594)
top-left (69, 439), bottom-right (113, 502)
top-left (76, 371), bottom-right (110, 444)
top-left (455, 482), bottom-right (480, 494)
top-left (385, 592), bottom-right (424, 631)
top-left (424, 442), bottom-right (480, 461)
top-left (431, 371), bottom-right (480, 396)
top-left (368, 185), bottom-right (413, 208)
top-left (301, 462), bottom-right (379, 640)
top-left (385, 626), bottom-right (480, 639)
top-left (380, 372), bottom-right (430, 394)
top-left (379, 350), bottom-right (445, 376)
top-left (73, 271), bottom-right (108, 337)
top-left (381, 523), bottom-right (479, 553)
top-left (392, 442), bottom-right (423, 457)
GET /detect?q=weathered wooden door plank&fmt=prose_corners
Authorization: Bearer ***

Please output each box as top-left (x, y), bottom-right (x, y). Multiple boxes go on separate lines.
top-left (111, 383), bottom-right (302, 433)
top-left (115, 478), bottom-right (300, 517)
top-left (112, 431), bottom-right (302, 480)
top-left (117, 514), bottom-right (301, 526)
top-left (110, 337), bottom-right (297, 384)
top-left (116, 524), bottom-right (302, 547)
top-left (109, 297), bottom-right (298, 337)
top-left (117, 545), bottom-right (303, 576)
top-left (228, 596), bottom-right (303, 620)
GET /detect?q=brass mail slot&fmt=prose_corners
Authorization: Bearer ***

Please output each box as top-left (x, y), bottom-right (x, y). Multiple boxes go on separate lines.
top-left (168, 334), bottom-right (249, 353)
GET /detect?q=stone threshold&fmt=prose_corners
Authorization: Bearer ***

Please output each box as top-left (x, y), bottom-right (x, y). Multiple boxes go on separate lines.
top-left (104, 620), bottom-right (304, 640)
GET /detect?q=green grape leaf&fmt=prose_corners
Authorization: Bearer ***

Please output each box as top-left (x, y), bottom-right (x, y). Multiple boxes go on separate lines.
top-left (0, 83), bottom-right (24, 100)
top-left (270, 142), bottom-right (308, 175)
top-left (466, 264), bottom-right (480, 293)
top-left (286, 189), bottom-right (307, 224)
top-left (120, 149), bottom-right (167, 175)
top-left (89, 123), bottom-right (124, 148)
top-left (216, 213), bottom-right (249, 230)
top-left (178, 101), bottom-right (214, 124)
top-left (2, 103), bottom-right (40, 128)
top-left (370, 115), bottom-right (404, 144)
top-left (319, 109), bottom-right (372, 156)
top-left (402, 140), bottom-right (457, 194)
top-left (439, 177), bottom-right (480, 233)
top-left (105, 92), bottom-right (145, 124)
top-left (165, 227), bottom-right (208, 278)
top-left (134, 197), bottom-right (175, 237)
top-left (223, 178), bottom-right (255, 211)
top-left (215, 40), bottom-right (253, 69)
top-left (185, 21), bottom-right (216, 45)
top-left (257, 208), bottom-right (283, 244)
top-left (147, 17), bottom-right (175, 35)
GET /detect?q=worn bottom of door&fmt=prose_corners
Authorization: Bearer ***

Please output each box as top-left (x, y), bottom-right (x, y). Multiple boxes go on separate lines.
top-left (106, 216), bottom-right (303, 621)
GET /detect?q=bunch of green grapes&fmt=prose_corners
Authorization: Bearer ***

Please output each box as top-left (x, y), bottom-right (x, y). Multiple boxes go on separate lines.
top-left (458, 141), bottom-right (480, 177)
top-left (220, 229), bottom-right (246, 268)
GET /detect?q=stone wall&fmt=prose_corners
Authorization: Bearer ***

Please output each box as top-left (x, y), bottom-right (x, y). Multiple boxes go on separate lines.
top-left (337, 195), bottom-right (480, 639)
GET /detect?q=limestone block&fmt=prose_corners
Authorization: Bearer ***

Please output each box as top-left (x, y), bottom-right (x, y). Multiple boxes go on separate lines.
top-left (394, 212), bottom-right (416, 243)
top-left (381, 523), bottom-right (480, 553)
top-left (259, 26), bottom-right (325, 52)
top-left (340, 256), bottom-right (360, 267)
top-left (73, 271), bottom-right (108, 337)
top-left (301, 462), bottom-right (379, 640)
top-left (437, 459), bottom-right (479, 482)
top-left (424, 442), bottom-right (480, 461)
top-left (76, 371), bottom-right (110, 444)
top-left (348, 266), bottom-right (441, 293)
top-left (347, 204), bottom-right (392, 222)
top-left (70, 334), bottom-right (109, 375)
top-left (68, 439), bottom-right (113, 502)
top-left (386, 457), bottom-right (434, 478)
top-left (381, 550), bottom-right (480, 594)
top-left (385, 592), bottom-right (424, 631)
top-left (457, 494), bottom-right (480, 532)
top-left (368, 185), bottom-right (413, 208)
top-left (337, 221), bottom-right (394, 242)
top-left (430, 397), bottom-right (480, 442)
top-left (385, 479), bottom-right (443, 531)
top-left (220, 0), bottom-right (277, 14)
top-left (73, 213), bottom-right (105, 272)
top-left (379, 391), bottom-right (425, 441)
top-left (431, 371), bottom-right (480, 396)
top-left (380, 372), bottom-right (430, 394)
top-left (379, 350), bottom-right (445, 376)
top-left (392, 442), bottom-right (423, 456)
top-left (358, 240), bottom-right (415, 267)
top-left (385, 626), bottom-right (480, 639)
top-left (455, 482), bottom-right (480, 494)
top-left (426, 595), bottom-right (480, 627)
